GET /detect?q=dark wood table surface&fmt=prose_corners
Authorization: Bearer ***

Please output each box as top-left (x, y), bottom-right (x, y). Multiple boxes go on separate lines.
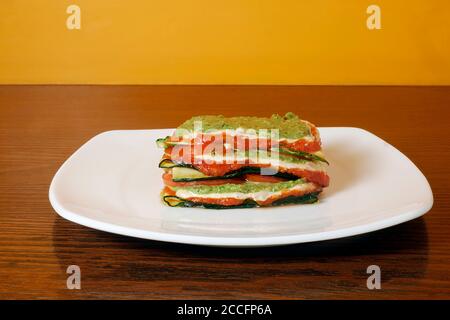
top-left (0, 85), bottom-right (449, 299)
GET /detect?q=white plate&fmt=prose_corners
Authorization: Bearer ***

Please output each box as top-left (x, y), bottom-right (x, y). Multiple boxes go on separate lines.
top-left (49, 128), bottom-right (433, 247)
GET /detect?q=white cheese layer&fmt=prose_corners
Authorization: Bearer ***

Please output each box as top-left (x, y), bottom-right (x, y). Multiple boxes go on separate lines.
top-left (192, 154), bottom-right (328, 172)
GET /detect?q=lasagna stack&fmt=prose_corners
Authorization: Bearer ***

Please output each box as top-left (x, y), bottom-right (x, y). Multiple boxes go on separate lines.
top-left (157, 113), bottom-right (329, 209)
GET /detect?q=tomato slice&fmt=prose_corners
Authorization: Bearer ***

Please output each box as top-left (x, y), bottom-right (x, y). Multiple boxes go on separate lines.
top-left (184, 197), bottom-right (245, 206)
top-left (162, 173), bottom-right (244, 187)
top-left (244, 174), bottom-right (288, 183)
top-left (194, 162), bottom-right (254, 177)
top-left (280, 139), bottom-right (321, 153)
top-left (162, 186), bottom-right (176, 196)
top-left (257, 184), bottom-right (322, 206)
top-left (282, 169), bottom-right (329, 187)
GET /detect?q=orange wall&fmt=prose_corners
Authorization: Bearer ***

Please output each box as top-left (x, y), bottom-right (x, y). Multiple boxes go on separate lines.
top-left (0, 0), bottom-right (449, 84)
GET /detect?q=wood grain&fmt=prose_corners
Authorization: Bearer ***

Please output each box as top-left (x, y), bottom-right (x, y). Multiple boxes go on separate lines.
top-left (0, 85), bottom-right (449, 299)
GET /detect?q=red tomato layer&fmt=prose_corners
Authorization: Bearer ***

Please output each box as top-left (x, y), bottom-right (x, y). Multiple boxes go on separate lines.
top-left (279, 139), bottom-right (321, 153)
top-left (278, 168), bottom-right (329, 187)
top-left (162, 186), bottom-right (176, 196)
top-left (167, 132), bottom-right (322, 154)
top-left (183, 197), bottom-right (245, 206)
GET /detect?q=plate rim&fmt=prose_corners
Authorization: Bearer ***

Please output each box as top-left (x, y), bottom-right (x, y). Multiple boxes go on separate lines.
top-left (49, 127), bottom-right (434, 247)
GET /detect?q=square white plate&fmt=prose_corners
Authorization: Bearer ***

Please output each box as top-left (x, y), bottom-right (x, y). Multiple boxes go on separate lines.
top-left (49, 128), bottom-right (433, 247)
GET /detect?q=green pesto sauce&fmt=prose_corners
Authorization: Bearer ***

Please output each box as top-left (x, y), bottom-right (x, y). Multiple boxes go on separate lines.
top-left (175, 112), bottom-right (312, 140)
top-left (174, 179), bottom-right (307, 195)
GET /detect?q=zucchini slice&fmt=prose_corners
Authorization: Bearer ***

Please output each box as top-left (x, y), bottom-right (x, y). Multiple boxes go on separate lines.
top-left (199, 199), bottom-right (258, 209)
top-left (170, 165), bottom-right (297, 182)
top-left (171, 166), bottom-right (262, 182)
top-left (156, 137), bottom-right (169, 149)
top-left (172, 167), bottom-right (210, 180)
top-left (158, 159), bottom-right (192, 169)
top-left (270, 192), bottom-right (319, 206)
top-left (156, 136), bottom-right (190, 149)
top-left (158, 159), bottom-right (178, 168)
top-left (163, 196), bottom-right (186, 207)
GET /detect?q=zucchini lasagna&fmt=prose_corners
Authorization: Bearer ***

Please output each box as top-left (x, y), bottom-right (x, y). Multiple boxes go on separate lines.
top-left (157, 112), bottom-right (329, 209)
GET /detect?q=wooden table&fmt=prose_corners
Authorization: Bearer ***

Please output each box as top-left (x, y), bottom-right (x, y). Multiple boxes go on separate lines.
top-left (0, 85), bottom-right (449, 299)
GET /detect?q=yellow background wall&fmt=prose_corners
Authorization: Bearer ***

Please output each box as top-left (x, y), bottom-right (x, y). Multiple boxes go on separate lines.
top-left (1, 0), bottom-right (449, 84)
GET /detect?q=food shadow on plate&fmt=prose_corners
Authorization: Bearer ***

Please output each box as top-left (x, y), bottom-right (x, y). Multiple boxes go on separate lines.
top-left (52, 216), bottom-right (429, 283)
top-left (322, 139), bottom-right (371, 198)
